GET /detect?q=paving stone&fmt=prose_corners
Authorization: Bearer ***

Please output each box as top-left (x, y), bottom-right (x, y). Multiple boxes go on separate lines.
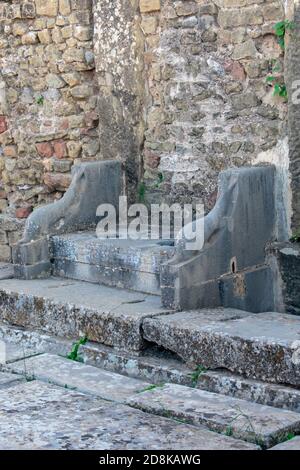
top-left (9, 353), bottom-right (150, 402)
top-left (126, 383), bottom-right (300, 448)
top-left (4, 325), bottom-right (300, 414)
top-left (270, 436), bottom-right (300, 450)
top-left (0, 277), bottom-right (170, 351)
top-left (0, 381), bottom-right (258, 450)
top-left (143, 311), bottom-right (300, 385)
top-left (2, 323), bottom-right (300, 414)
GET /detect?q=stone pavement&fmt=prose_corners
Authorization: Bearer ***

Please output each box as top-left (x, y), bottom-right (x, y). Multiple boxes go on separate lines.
top-left (0, 341), bottom-right (299, 450)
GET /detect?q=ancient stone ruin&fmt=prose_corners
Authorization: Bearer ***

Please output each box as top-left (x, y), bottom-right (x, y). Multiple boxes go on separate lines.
top-left (0, 0), bottom-right (299, 451)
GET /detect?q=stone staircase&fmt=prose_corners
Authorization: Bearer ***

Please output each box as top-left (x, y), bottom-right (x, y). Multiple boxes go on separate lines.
top-left (0, 334), bottom-right (300, 449)
top-left (0, 160), bottom-right (299, 449)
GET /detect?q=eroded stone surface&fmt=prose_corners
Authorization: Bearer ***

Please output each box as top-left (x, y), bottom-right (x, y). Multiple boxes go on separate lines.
top-left (143, 312), bottom-right (300, 385)
top-left (9, 353), bottom-right (149, 402)
top-left (0, 372), bottom-right (23, 388)
top-left (126, 383), bottom-right (300, 448)
top-left (270, 436), bottom-right (300, 450)
top-left (0, 263), bottom-right (13, 280)
top-left (0, 341), bottom-right (40, 365)
top-left (197, 370), bottom-right (300, 414)
top-left (2, 323), bottom-right (300, 414)
top-left (0, 277), bottom-right (170, 351)
top-left (52, 233), bottom-right (175, 294)
top-left (0, 381), bottom-right (258, 450)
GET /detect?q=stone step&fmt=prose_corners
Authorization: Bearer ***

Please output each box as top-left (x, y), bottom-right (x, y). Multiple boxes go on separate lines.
top-left (51, 233), bottom-right (175, 294)
top-left (7, 353), bottom-right (150, 403)
top-left (143, 310), bottom-right (300, 386)
top-left (0, 380), bottom-right (258, 450)
top-left (0, 277), bottom-right (170, 352)
top-left (126, 383), bottom-right (300, 448)
top-left (270, 436), bottom-right (300, 450)
top-left (2, 325), bottom-right (300, 414)
top-left (197, 370), bottom-right (300, 414)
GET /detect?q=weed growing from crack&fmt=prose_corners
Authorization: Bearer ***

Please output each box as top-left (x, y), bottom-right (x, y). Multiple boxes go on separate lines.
top-left (67, 336), bottom-right (88, 363)
top-left (137, 383), bottom-right (164, 393)
top-left (291, 229), bottom-right (300, 243)
top-left (189, 365), bottom-right (207, 387)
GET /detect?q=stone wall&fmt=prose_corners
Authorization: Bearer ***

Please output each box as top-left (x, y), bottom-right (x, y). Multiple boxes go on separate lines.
top-left (0, 0), bottom-right (292, 262)
top-left (0, 0), bottom-right (97, 261)
top-left (141, 0), bottom-right (288, 214)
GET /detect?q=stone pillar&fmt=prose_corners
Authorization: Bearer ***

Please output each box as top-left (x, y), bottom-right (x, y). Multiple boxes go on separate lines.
top-left (286, 0), bottom-right (300, 231)
top-left (93, 0), bottom-right (145, 203)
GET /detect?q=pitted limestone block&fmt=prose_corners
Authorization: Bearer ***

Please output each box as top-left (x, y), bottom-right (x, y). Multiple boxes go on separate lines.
top-left (197, 370), bottom-right (300, 414)
top-left (143, 311), bottom-right (300, 386)
top-left (14, 262), bottom-right (52, 280)
top-left (9, 354), bottom-right (149, 403)
top-left (0, 278), bottom-right (169, 351)
top-left (161, 165), bottom-right (276, 311)
top-left (12, 237), bottom-right (50, 265)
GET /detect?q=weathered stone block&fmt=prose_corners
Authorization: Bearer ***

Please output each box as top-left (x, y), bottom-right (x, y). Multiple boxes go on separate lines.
top-left (232, 39), bottom-right (257, 60)
top-left (140, 0), bottom-right (161, 13)
top-left (12, 238), bottom-right (50, 266)
top-left (0, 244), bottom-right (11, 262)
top-left (143, 311), bottom-right (300, 386)
top-left (175, 2), bottom-right (198, 17)
top-left (14, 261), bottom-right (52, 280)
top-left (127, 383), bottom-right (300, 448)
top-left (35, 0), bottom-right (58, 17)
top-left (59, 0), bottom-right (71, 16)
top-left (0, 278), bottom-right (168, 351)
top-left (218, 6), bottom-right (263, 28)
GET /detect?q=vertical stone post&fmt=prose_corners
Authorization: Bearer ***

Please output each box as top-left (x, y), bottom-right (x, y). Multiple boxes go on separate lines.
top-left (286, 0), bottom-right (300, 231)
top-left (93, 0), bottom-right (145, 203)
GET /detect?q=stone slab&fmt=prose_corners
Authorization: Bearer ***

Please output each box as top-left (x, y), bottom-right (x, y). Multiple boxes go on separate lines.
top-left (0, 277), bottom-right (170, 351)
top-left (2, 323), bottom-right (300, 414)
top-left (0, 381), bottom-right (258, 450)
top-left (143, 311), bottom-right (300, 385)
top-left (126, 383), bottom-right (300, 448)
top-left (52, 233), bottom-right (175, 274)
top-left (270, 436), bottom-right (300, 450)
top-left (51, 234), bottom-right (175, 294)
top-left (53, 259), bottom-right (161, 295)
top-left (9, 353), bottom-right (149, 402)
